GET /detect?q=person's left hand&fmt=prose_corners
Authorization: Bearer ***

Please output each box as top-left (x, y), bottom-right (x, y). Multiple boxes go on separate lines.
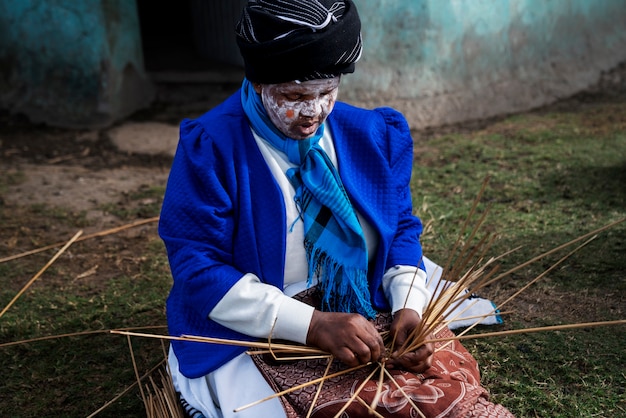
top-left (385, 308), bottom-right (434, 373)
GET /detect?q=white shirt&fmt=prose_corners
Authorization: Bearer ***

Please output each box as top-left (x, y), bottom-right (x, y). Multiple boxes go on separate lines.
top-left (208, 126), bottom-right (431, 344)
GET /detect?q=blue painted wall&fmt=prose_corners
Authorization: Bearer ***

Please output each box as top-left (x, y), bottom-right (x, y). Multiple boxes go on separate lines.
top-left (0, 0), bottom-right (153, 128)
top-left (0, 0), bottom-right (624, 128)
top-left (343, 0), bottom-right (626, 127)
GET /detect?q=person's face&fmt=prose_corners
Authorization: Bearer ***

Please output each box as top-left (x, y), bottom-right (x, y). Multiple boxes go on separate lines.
top-left (254, 77), bottom-right (340, 140)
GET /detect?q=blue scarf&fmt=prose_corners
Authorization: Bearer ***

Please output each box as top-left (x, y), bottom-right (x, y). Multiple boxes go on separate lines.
top-left (241, 79), bottom-right (376, 319)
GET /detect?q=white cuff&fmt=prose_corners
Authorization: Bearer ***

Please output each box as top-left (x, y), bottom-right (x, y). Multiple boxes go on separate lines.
top-left (209, 273), bottom-right (313, 343)
top-left (382, 266), bottom-right (431, 315)
top-left (273, 296), bottom-right (315, 344)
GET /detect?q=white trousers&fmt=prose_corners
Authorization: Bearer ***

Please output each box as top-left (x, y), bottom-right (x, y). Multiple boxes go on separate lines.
top-left (169, 345), bottom-right (285, 418)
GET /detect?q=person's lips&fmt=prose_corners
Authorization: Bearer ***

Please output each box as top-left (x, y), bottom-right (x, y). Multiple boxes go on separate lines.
top-left (296, 121), bottom-right (319, 137)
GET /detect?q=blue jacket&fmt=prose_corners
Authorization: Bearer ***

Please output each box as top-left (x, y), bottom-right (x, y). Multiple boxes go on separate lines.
top-left (159, 90), bottom-right (424, 378)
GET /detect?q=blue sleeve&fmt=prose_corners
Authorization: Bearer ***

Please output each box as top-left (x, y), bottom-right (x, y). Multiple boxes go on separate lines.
top-left (374, 107), bottom-right (425, 272)
top-left (159, 118), bottom-right (245, 320)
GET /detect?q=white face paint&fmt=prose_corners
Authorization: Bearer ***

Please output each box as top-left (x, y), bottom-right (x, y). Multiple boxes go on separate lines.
top-left (259, 77), bottom-right (340, 140)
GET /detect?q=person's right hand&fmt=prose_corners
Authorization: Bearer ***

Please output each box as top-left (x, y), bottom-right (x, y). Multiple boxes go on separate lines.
top-left (306, 310), bottom-right (385, 367)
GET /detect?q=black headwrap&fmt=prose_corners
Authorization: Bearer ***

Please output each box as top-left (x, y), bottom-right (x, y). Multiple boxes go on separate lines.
top-left (236, 0), bottom-right (362, 84)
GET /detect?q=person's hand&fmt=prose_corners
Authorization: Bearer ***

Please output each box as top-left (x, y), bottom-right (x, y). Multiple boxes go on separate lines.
top-left (306, 310), bottom-right (385, 367)
top-left (385, 308), bottom-right (434, 373)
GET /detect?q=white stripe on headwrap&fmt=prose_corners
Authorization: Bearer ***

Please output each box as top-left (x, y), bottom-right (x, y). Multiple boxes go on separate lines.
top-left (335, 34), bottom-right (362, 66)
top-left (251, 0), bottom-right (345, 34)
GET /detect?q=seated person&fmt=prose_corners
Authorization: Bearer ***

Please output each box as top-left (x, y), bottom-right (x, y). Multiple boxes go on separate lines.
top-left (159, 1), bottom-right (515, 416)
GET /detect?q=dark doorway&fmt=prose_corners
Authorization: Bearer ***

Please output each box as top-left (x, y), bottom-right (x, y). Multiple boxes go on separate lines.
top-left (136, 0), bottom-right (244, 77)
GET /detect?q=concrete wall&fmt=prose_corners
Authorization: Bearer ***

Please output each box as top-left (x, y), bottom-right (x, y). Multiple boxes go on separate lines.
top-left (0, 0), bottom-right (624, 129)
top-left (0, 0), bottom-right (153, 129)
top-left (343, 0), bottom-right (626, 128)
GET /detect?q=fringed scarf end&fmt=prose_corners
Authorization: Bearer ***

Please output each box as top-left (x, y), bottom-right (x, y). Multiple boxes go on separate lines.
top-left (306, 242), bottom-right (376, 320)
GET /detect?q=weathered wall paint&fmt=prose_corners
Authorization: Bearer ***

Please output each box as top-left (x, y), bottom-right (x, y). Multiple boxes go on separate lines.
top-left (0, 0), bottom-right (624, 129)
top-left (0, 0), bottom-right (153, 128)
top-left (342, 0), bottom-right (626, 128)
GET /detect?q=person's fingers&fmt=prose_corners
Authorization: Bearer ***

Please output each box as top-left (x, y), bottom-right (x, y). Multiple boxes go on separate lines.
top-left (386, 353), bottom-right (423, 372)
top-left (338, 313), bottom-right (384, 363)
top-left (335, 346), bottom-right (360, 367)
top-left (358, 327), bottom-right (385, 362)
top-left (389, 308), bottom-right (421, 351)
top-left (307, 310), bottom-right (388, 365)
top-left (350, 337), bottom-right (385, 365)
top-left (386, 340), bottom-right (434, 372)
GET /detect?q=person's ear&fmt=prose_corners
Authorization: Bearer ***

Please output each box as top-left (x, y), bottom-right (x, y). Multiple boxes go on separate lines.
top-left (253, 83), bottom-right (263, 94)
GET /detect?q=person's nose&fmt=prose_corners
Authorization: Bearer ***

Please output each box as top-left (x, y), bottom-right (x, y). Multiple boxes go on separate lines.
top-left (299, 98), bottom-right (322, 118)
